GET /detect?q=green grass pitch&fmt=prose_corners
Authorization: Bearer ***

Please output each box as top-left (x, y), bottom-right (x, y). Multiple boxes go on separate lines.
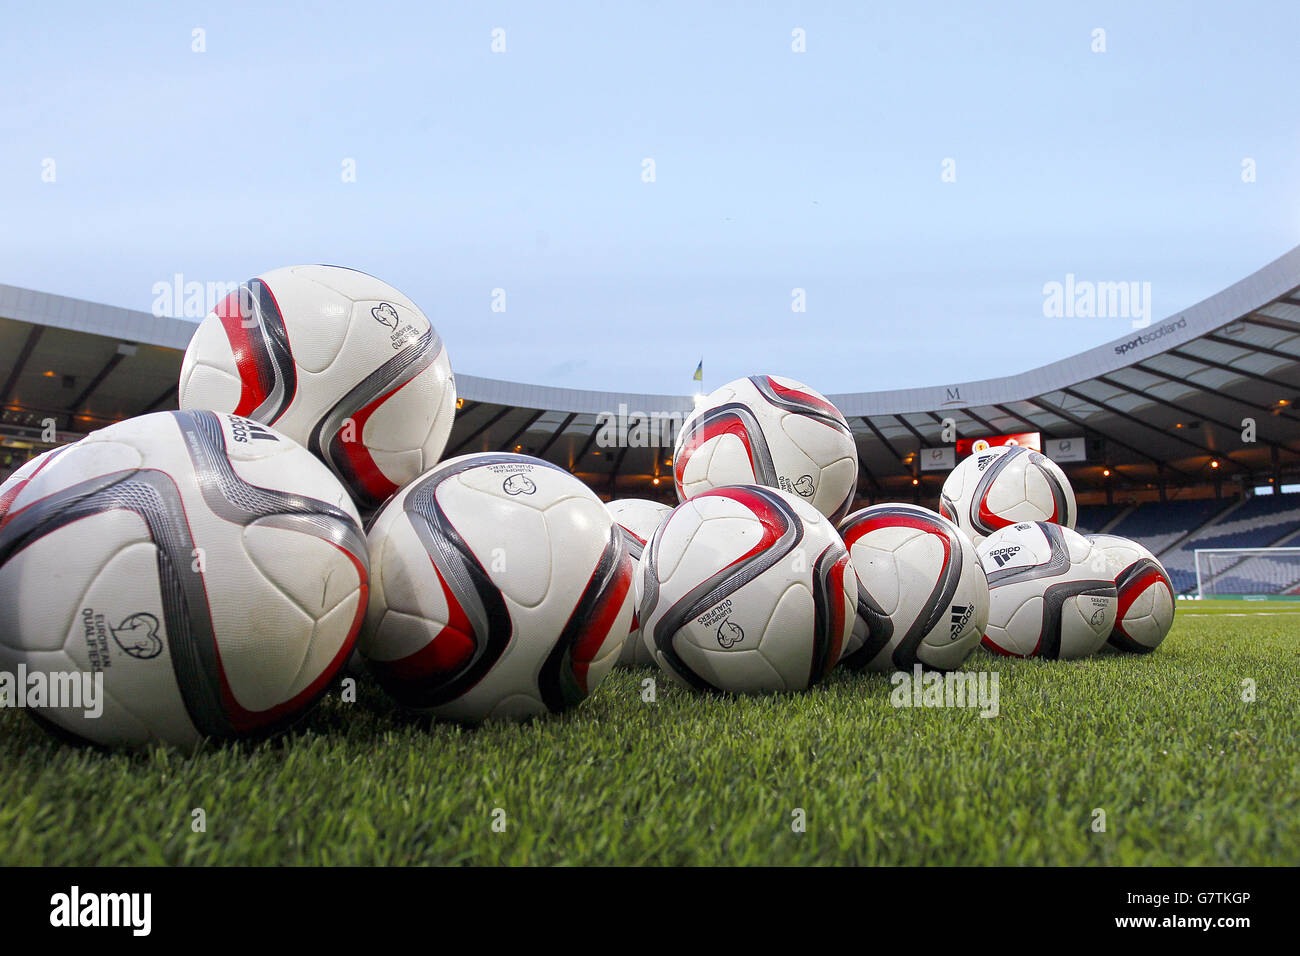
top-left (1, 601), bottom-right (1296, 865)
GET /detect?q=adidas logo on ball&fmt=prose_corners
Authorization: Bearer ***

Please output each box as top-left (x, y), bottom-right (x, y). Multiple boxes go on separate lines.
top-left (987, 545), bottom-right (1021, 567)
top-left (979, 521), bottom-right (1118, 660)
top-left (949, 603), bottom-right (974, 638)
top-left (229, 417), bottom-right (277, 444)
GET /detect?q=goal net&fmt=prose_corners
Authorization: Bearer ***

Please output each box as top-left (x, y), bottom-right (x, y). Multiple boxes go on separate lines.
top-left (1194, 548), bottom-right (1300, 599)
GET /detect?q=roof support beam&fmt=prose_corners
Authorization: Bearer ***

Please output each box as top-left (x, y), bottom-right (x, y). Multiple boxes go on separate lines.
top-left (1202, 332), bottom-right (1300, 364)
top-left (1094, 374), bottom-right (1290, 458)
top-left (143, 384), bottom-right (178, 413)
top-left (497, 408), bottom-right (546, 453)
top-left (860, 416), bottom-right (908, 467)
top-left (609, 440), bottom-right (633, 492)
top-left (1239, 314), bottom-right (1300, 335)
top-left (1025, 396), bottom-right (1193, 477)
top-left (946, 406), bottom-right (1001, 437)
top-left (855, 446), bottom-right (883, 497)
top-left (534, 412), bottom-right (578, 461)
top-left (1132, 362), bottom-right (1300, 423)
top-left (927, 406), bottom-right (1003, 442)
top-left (448, 406), bottom-right (511, 456)
top-left (892, 414), bottom-right (930, 449)
top-left (990, 403), bottom-right (1059, 439)
top-left (571, 424), bottom-right (604, 472)
top-left (1059, 385), bottom-right (1245, 467)
top-left (606, 411), bottom-right (646, 488)
top-left (1, 326), bottom-right (43, 406)
top-left (1167, 348), bottom-right (1296, 391)
top-left (67, 352), bottom-right (126, 413)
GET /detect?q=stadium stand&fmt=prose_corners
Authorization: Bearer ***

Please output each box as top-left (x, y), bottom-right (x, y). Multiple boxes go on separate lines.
top-left (1075, 503), bottom-right (1131, 535)
top-left (1101, 498), bottom-right (1230, 559)
top-left (1160, 493), bottom-right (1300, 592)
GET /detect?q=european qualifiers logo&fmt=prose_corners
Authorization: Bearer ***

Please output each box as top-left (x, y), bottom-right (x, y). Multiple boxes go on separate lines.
top-left (49, 886), bottom-right (151, 937)
top-left (371, 301), bottom-right (400, 329)
top-left (502, 473), bottom-right (536, 496)
top-left (696, 600), bottom-right (742, 647)
top-left (779, 474), bottom-right (816, 497)
top-left (1086, 597), bottom-right (1113, 627)
top-left (716, 618), bottom-right (745, 648)
top-left (81, 608), bottom-right (113, 672)
top-left (110, 612), bottom-right (164, 660)
top-left (371, 301), bottom-right (421, 350)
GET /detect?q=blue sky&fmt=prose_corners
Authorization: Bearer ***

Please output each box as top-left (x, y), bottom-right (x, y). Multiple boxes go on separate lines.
top-left (2, 1), bottom-right (1298, 395)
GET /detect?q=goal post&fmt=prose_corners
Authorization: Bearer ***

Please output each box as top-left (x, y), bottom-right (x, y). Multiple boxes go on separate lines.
top-left (1194, 547), bottom-right (1300, 600)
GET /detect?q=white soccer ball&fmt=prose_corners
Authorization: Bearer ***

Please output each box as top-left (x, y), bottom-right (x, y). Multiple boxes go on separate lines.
top-left (1087, 534), bottom-right (1175, 652)
top-left (358, 453), bottom-right (635, 722)
top-left (0, 411), bottom-right (369, 749)
top-left (178, 265), bottom-right (457, 509)
top-left (837, 503), bottom-right (989, 671)
top-left (0, 446), bottom-right (74, 521)
top-left (637, 485), bottom-right (855, 694)
top-left (605, 498), bottom-right (674, 667)
top-left (673, 375), bottom-right (858, 522)
top-left (939, 445), bottom-right (1076, 544)
top-left (977, 521), bottom-right (1116, 659)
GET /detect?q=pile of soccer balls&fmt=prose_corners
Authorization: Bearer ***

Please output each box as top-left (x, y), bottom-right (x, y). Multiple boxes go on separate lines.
top-left (0, 265), bottom-right (1175, 751)
top-left (616, 387), bottom-right (1175, 694)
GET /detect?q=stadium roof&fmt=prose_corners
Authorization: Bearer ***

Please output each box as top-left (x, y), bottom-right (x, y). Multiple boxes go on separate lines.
top-left (3, 244), bottom-right (1299, 501)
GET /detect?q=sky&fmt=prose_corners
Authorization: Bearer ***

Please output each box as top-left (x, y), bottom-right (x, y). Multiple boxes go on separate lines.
top-left (2, 1), bottom-right (1298, 396)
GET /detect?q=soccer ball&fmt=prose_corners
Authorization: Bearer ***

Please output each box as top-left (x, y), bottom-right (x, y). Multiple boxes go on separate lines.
top-left (837, 503), bottom-right (988, 671)
top-left (939, 445), bottom-right (1076, 544)
top-left (977, 521), bottom-right (1116, 659)
top-left (673, 375), bottom-right (858, 523)
top-left (0, 411), bottom-right (369, 749)
top-left (1087, 534), bottom-right (1175, 652)
top-left (0, 446), bottom-right (74, 521)
top-left (605, 498), bottom-right (674, 667)
top-left (637, 485), bottom-right (855, 694)
top-left (358, 453), bottom-right (634, 722)
top-left (178, 265), bottom-right (457, 509)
